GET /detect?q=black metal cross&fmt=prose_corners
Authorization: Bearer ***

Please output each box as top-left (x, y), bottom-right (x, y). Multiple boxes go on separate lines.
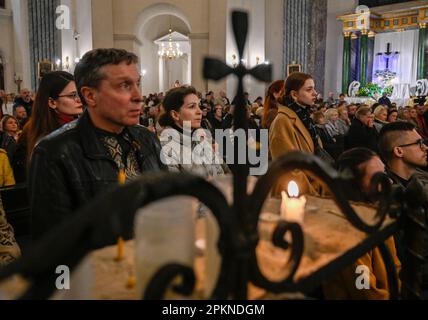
top-left (203, 12), bottom-right (272, 298)
top-left (203, 10), bottom-right (272, 240)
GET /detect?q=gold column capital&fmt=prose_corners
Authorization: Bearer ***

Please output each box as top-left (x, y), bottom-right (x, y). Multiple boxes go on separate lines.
top-left (420, 23), bottom-right (427, 29)
top-left (360, 29), bottom-right (369, 35)
top-left (368, 31), bottom-right (376, 38)
top-left (343, 31), bottom-right (351, 37)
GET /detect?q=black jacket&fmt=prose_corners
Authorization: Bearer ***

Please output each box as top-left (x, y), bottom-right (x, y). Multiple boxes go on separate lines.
top-left (345, 118), bottom-right (379, 153)
top-left (29, 111), bottom-right (166, 240)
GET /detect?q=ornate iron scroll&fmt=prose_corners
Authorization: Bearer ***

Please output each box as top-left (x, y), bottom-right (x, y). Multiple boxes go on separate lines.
top-left (0, 10), bottom-right (425, 301)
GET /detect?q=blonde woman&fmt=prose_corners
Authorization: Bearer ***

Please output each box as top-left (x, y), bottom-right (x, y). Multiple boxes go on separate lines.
top-left (325, 108), bottom-right (340, 139)
top-left (373, 105), bottom-right (388, 133)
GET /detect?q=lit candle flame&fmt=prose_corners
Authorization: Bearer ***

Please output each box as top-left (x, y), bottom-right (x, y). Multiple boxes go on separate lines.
top-left (287, 181), bottom-right (299, 198)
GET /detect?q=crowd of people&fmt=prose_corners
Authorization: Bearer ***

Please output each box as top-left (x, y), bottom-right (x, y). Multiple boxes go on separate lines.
top-left (0, 48), bottom-right (428, 299)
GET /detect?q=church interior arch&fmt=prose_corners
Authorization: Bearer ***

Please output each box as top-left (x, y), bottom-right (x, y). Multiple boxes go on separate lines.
top-left (135, 3), bottom-right (192, 95)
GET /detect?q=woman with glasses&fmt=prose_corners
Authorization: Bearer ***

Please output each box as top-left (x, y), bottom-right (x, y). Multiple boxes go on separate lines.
top-left (12, 71), bottom-right (83, 183)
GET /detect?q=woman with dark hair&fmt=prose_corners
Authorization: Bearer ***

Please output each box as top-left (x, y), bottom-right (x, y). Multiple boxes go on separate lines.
top-left (269, 72), bottom-right (326, 195)
top-left (159, 86), bottom-right (226, 178)
top-left (387, 108), bottom-right (398, 123)
top-left (323, 147), bottom-right (401, 299)
top-left (12, 71), bottom-right (83, 183)
top-left (262, 80), bottom-right (284, 129)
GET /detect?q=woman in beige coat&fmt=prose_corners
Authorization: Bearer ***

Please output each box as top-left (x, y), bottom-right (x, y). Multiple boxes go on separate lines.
top-left (269, 72), bottom-right (323, 196)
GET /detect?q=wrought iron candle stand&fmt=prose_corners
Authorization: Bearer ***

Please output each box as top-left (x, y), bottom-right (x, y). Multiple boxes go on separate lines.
top-left (0, 11), bottom-right (425, 300)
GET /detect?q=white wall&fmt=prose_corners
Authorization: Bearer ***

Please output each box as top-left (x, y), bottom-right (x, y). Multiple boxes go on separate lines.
top-left (11, 0), bottom-right (31, 91)
top-left (226, 0), bottom-right (266, 102)
top-left (207, 0), bottom-right (227, 97)
top-left (91, 0), bottom-right (114, 48)
top-left (75, 0), bottom-right (93, 57)
top-left (0, 0), bottom-right (14, 92)
top-left (266, 0), bottom-right (284, 83)
top-left (324, 0), bottom-right (358, 97)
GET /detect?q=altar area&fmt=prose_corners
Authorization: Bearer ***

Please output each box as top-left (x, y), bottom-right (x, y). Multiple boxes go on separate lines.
top-left (338, 1), bottom-right (428, 103)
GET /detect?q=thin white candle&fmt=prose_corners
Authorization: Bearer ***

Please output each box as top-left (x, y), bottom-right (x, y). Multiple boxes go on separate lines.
top-left (280, 181), bottom-right (306, 225)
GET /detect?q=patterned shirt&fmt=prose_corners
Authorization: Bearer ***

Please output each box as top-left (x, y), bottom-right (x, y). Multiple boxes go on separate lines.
top-left (95, 128), bottom-right (142, 182)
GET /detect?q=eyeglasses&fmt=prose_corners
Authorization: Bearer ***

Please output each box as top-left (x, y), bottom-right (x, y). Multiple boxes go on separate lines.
top-left (397, 139), bottom-right (428, 149)
top-left (57, 92), bottom-right (80, 101)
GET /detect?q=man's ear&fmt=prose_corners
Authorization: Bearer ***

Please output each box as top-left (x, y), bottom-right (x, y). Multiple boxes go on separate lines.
top-left (392, 146), bottom-right (404, 158)
top-left (80, 87), bottom-right (97, 107)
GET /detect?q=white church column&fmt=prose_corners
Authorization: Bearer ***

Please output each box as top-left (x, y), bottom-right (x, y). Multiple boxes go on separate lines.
top-left (207, 0), bottom-right (227, 96)
top-left (91, 0), bottom-right (114, 48)
top-left (159, 57), bottom-right (165, 93)
top-left (226, 0), bottom-right (266, 102)
top-left (75, 0), bottom-right (93, 58)
top-left (189, 33), bottom-right (209, 93)
top-left (11, 0), bottom-right (31, 90)
top-left (266, 0), bottom-right (284, 82)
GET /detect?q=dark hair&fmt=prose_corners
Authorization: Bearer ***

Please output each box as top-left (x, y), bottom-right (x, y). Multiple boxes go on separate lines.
top-left (20, 71), bottom-right (74, 163)
top-left (387, 108), bottom-right (398, 121)
top-left (262, 80), bottom-right (284, 128)
top-left (74, 48), bottom-right (138, 104)
top-left (337, 147), bottom-right (378, 201)
top-left (378, 121), bottom-right (416, 162)
top-left (158, 86), bottom-right (198, 127)
top-left (278, 72), bottom-right (313, 106)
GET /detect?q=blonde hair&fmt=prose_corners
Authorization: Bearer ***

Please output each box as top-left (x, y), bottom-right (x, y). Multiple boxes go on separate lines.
top-left (373, 105), bottom-right (387, 118)
top-left (325, 108), bottom-right (338, 122)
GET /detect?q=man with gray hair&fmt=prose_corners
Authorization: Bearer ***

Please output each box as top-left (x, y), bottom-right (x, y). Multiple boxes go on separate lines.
top-left (29, 48), bottom-right (166, 240)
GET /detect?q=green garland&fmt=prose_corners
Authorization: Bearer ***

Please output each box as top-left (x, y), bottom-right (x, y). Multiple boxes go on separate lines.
top-left (357, 83), bottom-right (393, 98)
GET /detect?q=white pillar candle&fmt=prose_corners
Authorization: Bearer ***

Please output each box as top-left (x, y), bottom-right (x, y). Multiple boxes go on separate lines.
top-left (280, 181), bottom-right (306, 225)
top-left (134, 196), bottom-right (196, 299)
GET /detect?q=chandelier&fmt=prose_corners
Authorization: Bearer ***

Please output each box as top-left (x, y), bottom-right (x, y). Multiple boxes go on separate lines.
top-left (157, 29), bottom-right (183, 60)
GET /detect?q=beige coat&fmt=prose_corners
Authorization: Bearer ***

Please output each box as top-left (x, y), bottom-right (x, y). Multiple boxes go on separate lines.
top-left (269, 105), bottom-right (322, 196)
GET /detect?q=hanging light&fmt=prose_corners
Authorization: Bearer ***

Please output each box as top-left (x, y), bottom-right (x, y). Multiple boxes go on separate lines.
top-left (158, 29), bottom-right (183, 60)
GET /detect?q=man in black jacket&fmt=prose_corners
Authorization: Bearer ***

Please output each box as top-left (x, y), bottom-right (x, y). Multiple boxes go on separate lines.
top-left (29, 48), bottom-right (166, 240)
top-left (378, 121), bottom-right (428, 298)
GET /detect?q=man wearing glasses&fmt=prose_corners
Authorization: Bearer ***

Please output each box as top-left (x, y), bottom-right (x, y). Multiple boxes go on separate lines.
top-left (379, 121), bottom-right (428, 298)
